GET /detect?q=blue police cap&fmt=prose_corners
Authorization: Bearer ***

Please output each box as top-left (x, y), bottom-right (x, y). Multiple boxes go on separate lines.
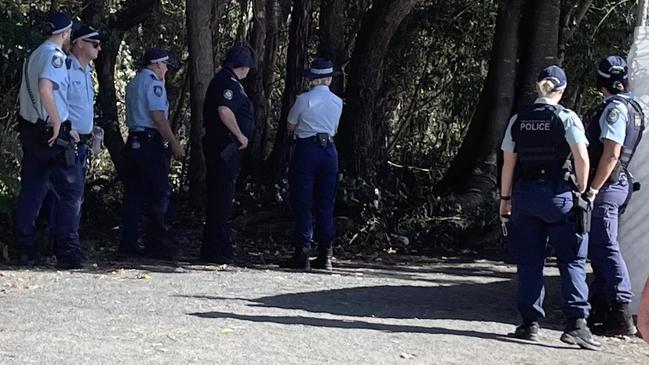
top-left (537, 65), bottom-right (567, 91)
top-left (224, 46), bottom-right (257, 69)
top-left (45, 12), bottom-right (73, 35)
top-left (303, 58), bottom-right (342, 79)
top-left (72, 25), bottom-right (106, 44)
top-left (143, 48), bottom-right (179, 69)
top-left (598, 56), bottom-right (628, 81)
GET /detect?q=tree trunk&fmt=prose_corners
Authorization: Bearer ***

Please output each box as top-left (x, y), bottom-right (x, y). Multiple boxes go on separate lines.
top-left (186, 0), bottom-right (215, 207)
top-left (337, 0), bottom-right (419, 182)
top-left (318, 0), bottom-right (347, 96)
top-left (434, 0), bottom-right (525, 196)
top-left (81, 0), bottom-right (161, 179)
top-left (266, 0), bottom-right (314, 181)
top-left (211, 0), bottom-right (227, 68)
top-left (515, 0), bottom-right (561, 108)
top-left (244, 0), bottom-right (268, 175)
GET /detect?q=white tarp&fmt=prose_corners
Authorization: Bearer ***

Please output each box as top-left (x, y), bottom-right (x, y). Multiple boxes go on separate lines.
top-left (620, 25), bottom-right (649, 313)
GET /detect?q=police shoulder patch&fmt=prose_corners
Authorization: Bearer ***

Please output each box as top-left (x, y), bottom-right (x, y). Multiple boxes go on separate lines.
top-left (606, 108), bottom-right (620, 124)
top-left (51, 55), bottom-right (64, 68)
top-left (153, 85), bottom-right (163, 97)
top-left (223, 89), bottom-right (233, 100)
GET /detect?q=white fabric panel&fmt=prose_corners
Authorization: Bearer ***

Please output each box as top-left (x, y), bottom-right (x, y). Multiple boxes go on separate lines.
top-left (620, 25), bottom-right (649, 313)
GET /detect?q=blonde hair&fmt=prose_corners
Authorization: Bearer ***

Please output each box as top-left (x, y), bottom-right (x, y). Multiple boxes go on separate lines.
top-left (536, 79), bottom-right (563, 98)
top-left (309, 77), bottom-right (332, 87)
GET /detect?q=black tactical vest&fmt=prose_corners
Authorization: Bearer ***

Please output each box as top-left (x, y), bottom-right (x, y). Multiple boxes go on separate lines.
top-left (586, 95), bottom-right (645, 176)
top-left (511, 104), bottom-right (571, 181)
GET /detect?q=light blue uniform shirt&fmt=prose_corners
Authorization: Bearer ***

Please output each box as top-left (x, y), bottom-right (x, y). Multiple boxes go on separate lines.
top-left (19, 40), bottom-right (70, 123)
top-left (501, 97), bottom-right (588, 152)
top-left (287, 85), bottom-right (343, 138)
top-left (125, 68), bottom-right (168, 129)
top-left (67, 55), bottom-right (94, 134)
top-left (598, 93), bottom-right (630, 145)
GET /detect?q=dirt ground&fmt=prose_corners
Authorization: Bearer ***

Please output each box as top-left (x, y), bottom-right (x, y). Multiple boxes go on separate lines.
top-left (1, 258), bottom-right (648, 364)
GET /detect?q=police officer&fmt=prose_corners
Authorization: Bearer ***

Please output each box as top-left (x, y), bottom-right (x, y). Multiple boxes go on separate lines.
top-left (500, 65), bottom-right (600, 350)
top-left (119, 49), bottom-right (184, 260)
top-left (16, 12), bottom-right (89, 269)
top-left (201, 46), bottom-right (256, 264)
top-left (44, 25), bottom-right (105, 261)
top-left (584, 56), bottom-right (643, 336)
top-left (279, 58), bottom-right (342, 270)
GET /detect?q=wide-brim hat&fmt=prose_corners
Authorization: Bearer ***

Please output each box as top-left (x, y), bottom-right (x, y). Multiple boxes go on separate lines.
top-left (303, 58), bottom-right (342, 79)
top-left (72, 25), bottom-right (107, 43)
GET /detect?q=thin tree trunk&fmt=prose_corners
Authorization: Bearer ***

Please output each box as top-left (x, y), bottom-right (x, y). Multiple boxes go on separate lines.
top-left (267, 0), bottom-right (314, 181)
top-left (318, 0), bottom-right (347, 96)
top-left (186, 0), bottom-right (215, 207)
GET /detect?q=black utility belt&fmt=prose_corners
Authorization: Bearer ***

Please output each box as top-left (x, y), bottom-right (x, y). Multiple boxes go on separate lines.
top-left (129, 127), bottom-right (160, 138)
top-left (297, 133), bottom-right (334, 146)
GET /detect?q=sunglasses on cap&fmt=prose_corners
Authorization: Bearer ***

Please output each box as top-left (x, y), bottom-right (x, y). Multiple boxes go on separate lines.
top-left (82, 39), bottom-right (101, 48)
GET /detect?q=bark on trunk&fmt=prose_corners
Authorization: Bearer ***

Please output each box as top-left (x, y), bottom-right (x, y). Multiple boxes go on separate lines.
top-left (337, 0), bottom-right (419, 182)
top-left (186, 0), bottom-right (215, 206)
top-left (434, 0), bottom-right (525, 196)
top-left (267, 0), bottom-right (314, 181)
top-left (318, 0), bottom-right (347, 96)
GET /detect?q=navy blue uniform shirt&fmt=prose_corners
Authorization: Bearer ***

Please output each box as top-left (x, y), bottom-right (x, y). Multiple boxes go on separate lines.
top-left (203, 67), bottom-right (254, 147)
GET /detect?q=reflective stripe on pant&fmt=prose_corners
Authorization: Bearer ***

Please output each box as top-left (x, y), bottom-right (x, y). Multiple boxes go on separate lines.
top-left (510, 180), bottom-right (590, 322)
top-left (588, 178), bottom-right (633, 303)
top-left (289, 137), bottom-right (338, 254)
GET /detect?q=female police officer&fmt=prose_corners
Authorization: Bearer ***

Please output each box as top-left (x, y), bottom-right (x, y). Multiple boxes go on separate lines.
top-left (500, 65), bottom-right (600, 350)
top-left (279, 58), bottom-right (343, 270)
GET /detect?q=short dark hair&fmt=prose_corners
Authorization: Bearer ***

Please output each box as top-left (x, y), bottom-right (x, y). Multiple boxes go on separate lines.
top-left (596, 76), bottom-right (628, 94)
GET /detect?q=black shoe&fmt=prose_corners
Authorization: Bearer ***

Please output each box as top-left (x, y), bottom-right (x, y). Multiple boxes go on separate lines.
top-left (512, 321), bottom-right (539, 341)
top-left (56, 251), bottom-right (88, 270)
top-left (587, 297), bottom-right (610, 329)
top-left (311, 247), bottom-right (333, 270)
top-left (200, 253), bottom-right (236, 265)
top-left (144, 242), bottom-right (181, 261)
top-left (279, 253), bottom-right (310, 270)
top-left (18, 252), bottom-right (38, 267)
top-left (602, 302), bottom-right (637, 336)
top-left (560, 318), bottom-right (602, 350)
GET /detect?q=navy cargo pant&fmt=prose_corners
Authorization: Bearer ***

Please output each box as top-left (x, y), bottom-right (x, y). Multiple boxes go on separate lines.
top-left (15, 121), bottom-right (85, 262)
top-left (588, 176), bottom-right (633, 304)
top-left (201, 137), bottom-right (242, 260)
top-left (289, 136), bottom-right (338, 255)
top-left (121, 130), bottom-right (171, 253)
top-left (509, 180), bottom-right (590, 322)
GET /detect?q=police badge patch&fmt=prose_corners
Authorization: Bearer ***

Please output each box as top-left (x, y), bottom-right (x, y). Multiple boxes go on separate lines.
top-left (606, 109), bottom-right (620, 124)
top-left (224, 89), bottom-right (233, 100)
top-left (153, 85), bottom-right (163, 97)
top-left (51, 55), bottom-right (63, 68)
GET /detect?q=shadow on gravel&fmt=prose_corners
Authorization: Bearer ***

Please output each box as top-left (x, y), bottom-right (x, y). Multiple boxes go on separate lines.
top-left (188, 311), bottom-right (574, 350)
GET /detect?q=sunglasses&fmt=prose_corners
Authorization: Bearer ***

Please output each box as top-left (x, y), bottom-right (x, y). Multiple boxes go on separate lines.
top-left (82, 39), bottom-right (101, 49)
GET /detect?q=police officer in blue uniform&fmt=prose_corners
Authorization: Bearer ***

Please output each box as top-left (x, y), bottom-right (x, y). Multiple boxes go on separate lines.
top-left (279, 58), bottom-right (343, 270)
top-left (500, 65), bottom-right (600, 350)
top-left (584, 56), bottom-right (644, 336)
top-left (201, 46), bottom-right (256, 264)
top-left (16, 12), bottom-right (89, 269)
top-left (119, 49), bottom-right (184, 260)
top-left (44, 25), bottom-right (105, 261)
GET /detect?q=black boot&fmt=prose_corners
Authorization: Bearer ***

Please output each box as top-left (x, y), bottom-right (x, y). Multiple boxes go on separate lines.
top-left (560, 318), bottom-right (602, 351)
top-left (279, 251), bottom-right (310, 270)
top-left (512, 321), bottom-right (539, 341)
top-left (587, 297), bottom-right (610, 331)
top-left (602, 301), bottom-right (637, 336)
top-left (311, 247), bottom-right (333, 270)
